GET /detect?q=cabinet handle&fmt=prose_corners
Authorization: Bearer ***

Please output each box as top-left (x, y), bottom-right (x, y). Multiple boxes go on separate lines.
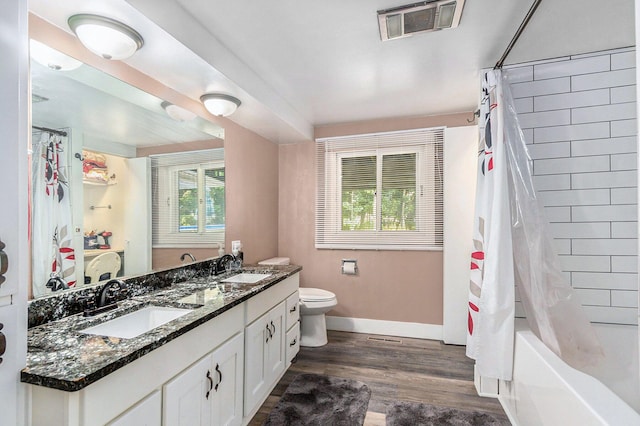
top-left (0, 238), bottom-right (7, 287)
top-left (289, 337), bottom-right (297, 347)
top-left (0, 323), bottom-right (5, 365)
top-left (289, 305), bottom-right (297, 313)
top-left (215, 363), bottom-right (222, 391)
top-left (206, 370), bottom-right (213, 399)
top-left (266, 324), bottom-right (271, 342)
top-left (270, 321), bottom-right (276, 335)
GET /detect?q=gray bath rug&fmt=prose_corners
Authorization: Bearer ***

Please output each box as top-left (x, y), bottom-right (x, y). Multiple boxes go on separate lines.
top-left (386, 401), bottom-right (509, 426)
top-left (264, 373), bottom-right (371, 426)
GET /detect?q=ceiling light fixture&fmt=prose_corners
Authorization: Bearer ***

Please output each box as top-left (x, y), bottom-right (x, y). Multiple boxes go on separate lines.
top-left (68, 14), bottom-right (144, 60)
top-left (30, 39), bottom-right (83, 71)
top-left (161, 101), bottom-right (197, 122)
top-left (200, 94), bottom-right (241, 117)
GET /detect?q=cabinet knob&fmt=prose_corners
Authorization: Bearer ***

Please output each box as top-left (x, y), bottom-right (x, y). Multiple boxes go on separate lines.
top-left (289, 305), bottom-right (297, 313)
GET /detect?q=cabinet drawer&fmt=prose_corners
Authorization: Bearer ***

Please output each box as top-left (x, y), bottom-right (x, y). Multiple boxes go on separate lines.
top-left (286, 322), bottom-right (300, 365)
top-left (285, 291), bottom-right (299, 330)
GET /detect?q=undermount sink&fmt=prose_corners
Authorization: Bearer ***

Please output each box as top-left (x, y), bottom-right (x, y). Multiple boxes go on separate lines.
top-left (80, 306), bottom-right (193, 339)
top-left (220, 273), bottom-right (272, 284)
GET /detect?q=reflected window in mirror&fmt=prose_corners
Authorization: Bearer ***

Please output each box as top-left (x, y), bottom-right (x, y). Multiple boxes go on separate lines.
top-left (151, 148), bottom-right (225, 247)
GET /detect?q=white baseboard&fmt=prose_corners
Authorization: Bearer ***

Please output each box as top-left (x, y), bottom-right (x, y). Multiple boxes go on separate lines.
top-left (326, 316), bottom-right (443, 341)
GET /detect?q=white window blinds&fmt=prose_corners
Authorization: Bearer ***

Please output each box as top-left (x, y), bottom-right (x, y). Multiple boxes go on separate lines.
top-left (316, 127), bottom-right (444, 250)
top-left (151, 148), bottom-right (225, 247)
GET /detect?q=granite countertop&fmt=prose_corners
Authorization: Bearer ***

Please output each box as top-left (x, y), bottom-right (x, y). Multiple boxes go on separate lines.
top-left (21, 264), bottom-right (301, 392)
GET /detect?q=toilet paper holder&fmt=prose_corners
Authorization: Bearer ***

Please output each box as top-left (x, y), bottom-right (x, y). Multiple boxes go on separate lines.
top-left (341, 259), bottom-right (358, 275)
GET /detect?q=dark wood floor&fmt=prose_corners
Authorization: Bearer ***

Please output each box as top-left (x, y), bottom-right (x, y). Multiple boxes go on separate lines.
top-left (249, 330), bottom-right (510, 425)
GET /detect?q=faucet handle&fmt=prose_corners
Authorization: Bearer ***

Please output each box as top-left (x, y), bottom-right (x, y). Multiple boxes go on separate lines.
top-left (77, 293), bottom-right (97, 315)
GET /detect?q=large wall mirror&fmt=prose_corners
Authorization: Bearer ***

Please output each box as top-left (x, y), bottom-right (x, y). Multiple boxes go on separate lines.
top-left (30, 39), bottom-right (225, 298)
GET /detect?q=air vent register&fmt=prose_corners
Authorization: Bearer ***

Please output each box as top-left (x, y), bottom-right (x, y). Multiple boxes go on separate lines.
top-left (378, 0), bottom-right (465, 41)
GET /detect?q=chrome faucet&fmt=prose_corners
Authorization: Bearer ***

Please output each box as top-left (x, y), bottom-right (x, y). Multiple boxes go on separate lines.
top-left (180, 252), bottom-right (196, 262)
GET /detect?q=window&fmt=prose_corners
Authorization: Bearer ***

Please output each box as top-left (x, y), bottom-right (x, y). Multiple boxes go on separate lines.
top-left (316, 128), bottom-right (443, 250)
top-left (151, 149), bottom-right (225, 247)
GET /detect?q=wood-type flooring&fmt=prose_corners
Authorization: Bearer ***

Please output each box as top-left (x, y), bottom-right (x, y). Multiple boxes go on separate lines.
top-left (249, 330), bottom-right (510, 425)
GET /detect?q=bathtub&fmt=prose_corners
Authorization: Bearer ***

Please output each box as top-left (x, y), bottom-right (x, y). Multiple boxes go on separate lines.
top-left (499, 320), bottom-right (640, 425)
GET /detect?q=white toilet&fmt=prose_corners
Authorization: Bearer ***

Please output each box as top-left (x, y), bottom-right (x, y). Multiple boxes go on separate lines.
top-left (298, 287), bottom-right (338, 347)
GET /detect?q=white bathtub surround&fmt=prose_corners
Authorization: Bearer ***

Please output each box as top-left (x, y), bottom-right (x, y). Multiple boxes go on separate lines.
top-left (465, 69), bottom-right (516, 381)
top-left (501, 72), bottom-right (605, 372)
top-left (507, 47), bottom-right (638, 326)
top-left (499, 321), bottom-right (640, 425)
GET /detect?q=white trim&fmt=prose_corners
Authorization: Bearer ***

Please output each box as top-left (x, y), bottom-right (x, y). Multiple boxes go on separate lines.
top-left (316, 244), bottom-right (443, 251)
top-left (326, 316), bottom-right (443, 340)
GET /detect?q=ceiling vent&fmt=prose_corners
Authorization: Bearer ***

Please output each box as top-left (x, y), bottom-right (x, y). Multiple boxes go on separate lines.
top-left (378, 0), bottom-right (465, 41)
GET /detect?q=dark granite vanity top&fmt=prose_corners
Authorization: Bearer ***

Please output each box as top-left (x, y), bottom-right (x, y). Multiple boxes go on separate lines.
top-left (21, 264), bottom-right (301, 392)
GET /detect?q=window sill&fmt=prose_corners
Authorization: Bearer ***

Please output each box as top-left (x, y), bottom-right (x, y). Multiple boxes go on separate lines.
top-left (315, 244), bottom-right (442, 251)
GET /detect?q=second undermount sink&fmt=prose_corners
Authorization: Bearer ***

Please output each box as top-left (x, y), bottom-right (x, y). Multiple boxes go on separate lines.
top-left (220, 273), bottom-right (272, 284)
top-left (80, 306), bottom-right (193, 339)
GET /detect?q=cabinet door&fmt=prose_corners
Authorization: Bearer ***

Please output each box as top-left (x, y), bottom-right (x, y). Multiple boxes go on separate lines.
top-left (210, 333), bottom-right (244, 426)
top-left (244, 311), bottom-right (270, 416)
top-left (265, 302), bottom-right (286, 382)
top-left (163, 355), bottom-right (212, 426)
top-left (109, 390), bottom-right (161, 426)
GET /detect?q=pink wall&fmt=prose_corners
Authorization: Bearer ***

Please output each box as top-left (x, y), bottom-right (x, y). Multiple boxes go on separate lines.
top-left (279, 113), bottom-right (472, 325)
top-left (137, 125), bottom-right (279, 270)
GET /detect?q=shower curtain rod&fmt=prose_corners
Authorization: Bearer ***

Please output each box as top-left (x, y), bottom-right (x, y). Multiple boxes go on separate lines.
top-left (32, 125), bottom-right (67, 137)
top-left (494, 0), bottom-right (542, 69)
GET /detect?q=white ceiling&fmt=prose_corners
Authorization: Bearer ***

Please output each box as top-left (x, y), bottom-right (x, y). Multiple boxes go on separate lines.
top-left (29, 0), bottom-right (635, 144)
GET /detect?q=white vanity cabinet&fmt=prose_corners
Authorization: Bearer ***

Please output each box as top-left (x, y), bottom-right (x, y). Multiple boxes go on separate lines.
top-left (163, 332), bottom-right (244, 426)
top-left (244, 301), bottom-right (285, 415)
top-left (108, 390), bottom-right (161, 426)
top-left (28, 271), bottom-right (300, 426)
top-left (242, 274), bottom-right (299, 420)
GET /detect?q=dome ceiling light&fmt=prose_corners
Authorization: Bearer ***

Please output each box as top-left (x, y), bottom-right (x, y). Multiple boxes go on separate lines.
top-left (68, 14), bottom-right (144, 60)
top-left (200, 93), bottom-right (241, 117)
top-left (30, 39), bottom-right (83, 71)
top-left (161, 101), bottom-right (197, 122)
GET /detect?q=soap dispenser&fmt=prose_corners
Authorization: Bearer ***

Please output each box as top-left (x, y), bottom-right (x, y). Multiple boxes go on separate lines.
top-left (231, 240), bottom-right (243, 269)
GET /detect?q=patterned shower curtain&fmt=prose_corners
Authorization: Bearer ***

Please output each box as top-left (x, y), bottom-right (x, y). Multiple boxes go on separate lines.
top-left (32, 132), bottom-right (76, 297)
top-left (466, 70), bottom-right (515, 381)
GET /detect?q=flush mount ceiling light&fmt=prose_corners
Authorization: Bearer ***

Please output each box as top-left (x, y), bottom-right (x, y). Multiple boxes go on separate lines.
top-left (200, 94), bottom-right (241, 117)
top-left (161, 101), bottom-right (197, 122)
top-left (378, 0), bottom-right (465, 41)
top-left (68, 14), bottom-right (144, 60)
top-left (30, 39), bottom-right (83, 71)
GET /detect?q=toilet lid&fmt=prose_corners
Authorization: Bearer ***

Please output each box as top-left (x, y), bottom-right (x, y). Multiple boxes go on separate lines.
top-left (299, 287), bottom-right (335, 301)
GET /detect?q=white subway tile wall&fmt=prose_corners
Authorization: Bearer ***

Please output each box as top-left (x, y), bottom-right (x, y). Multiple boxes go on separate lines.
top-left (507, 48), bottom-right (638, 325)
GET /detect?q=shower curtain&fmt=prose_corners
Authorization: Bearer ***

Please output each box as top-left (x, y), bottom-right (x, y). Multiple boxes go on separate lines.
top-left (32, 131), bottom-right (77, 297)
top-left (466, 70), bottom-right (515, 381)
top-left (467, 70), bottom-right (603, 381)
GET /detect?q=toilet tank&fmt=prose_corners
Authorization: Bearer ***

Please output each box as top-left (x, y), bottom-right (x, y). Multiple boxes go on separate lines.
top-left (258, 257), bottom-right (290, 266)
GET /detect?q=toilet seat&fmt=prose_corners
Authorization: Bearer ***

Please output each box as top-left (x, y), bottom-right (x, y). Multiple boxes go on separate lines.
top-left (299, 287), bottom-right (335, 302)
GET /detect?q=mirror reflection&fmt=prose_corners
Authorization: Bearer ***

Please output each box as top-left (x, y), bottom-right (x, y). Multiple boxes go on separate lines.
top-left (30, 40), bottom-right (225, 298)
